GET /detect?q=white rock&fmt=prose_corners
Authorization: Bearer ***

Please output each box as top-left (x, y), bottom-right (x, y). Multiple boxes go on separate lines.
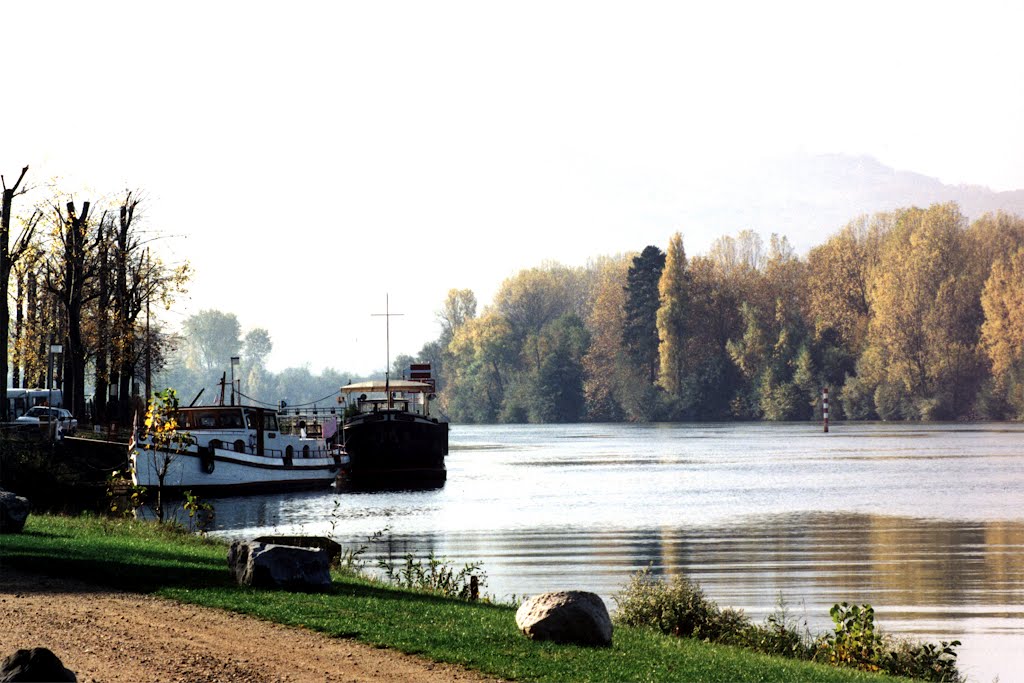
top-left (515, 590), bottom-right (612, 646)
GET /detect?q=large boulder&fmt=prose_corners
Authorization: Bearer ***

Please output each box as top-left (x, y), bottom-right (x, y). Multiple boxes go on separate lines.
top-left (0, 647), bottom-right (76, 682)
top-left (227, 541), bottom-right (332, 591)
top-left (515, 591), bottom-right (613, 647)
top-left (252, 535), bottom-right (342, 566)
top-left (0, 490), bottom-right (30, 534)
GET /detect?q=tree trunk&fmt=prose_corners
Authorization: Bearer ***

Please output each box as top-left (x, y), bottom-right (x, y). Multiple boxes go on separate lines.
top-left (12, 269), bottom-right (24, 391)
top-left (0, 167), bottom-right (30, 420)
top-left (94, 233), bottom-right (110, 425)
top-left (60, 201), bottom-right (91, 419)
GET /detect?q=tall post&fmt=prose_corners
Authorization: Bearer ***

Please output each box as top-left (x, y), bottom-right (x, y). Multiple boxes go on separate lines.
top-left (371, 295), bottom-right (403, 411)
top-left (822, 386), bottom-right (830, 433)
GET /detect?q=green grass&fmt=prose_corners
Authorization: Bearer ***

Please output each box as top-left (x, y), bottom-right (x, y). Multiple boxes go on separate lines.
top-left (1, 514), bottom-right (911, 682)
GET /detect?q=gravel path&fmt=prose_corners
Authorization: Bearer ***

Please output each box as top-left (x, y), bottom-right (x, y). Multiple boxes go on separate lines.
top-left (0, 569), bottom-right (503, 683)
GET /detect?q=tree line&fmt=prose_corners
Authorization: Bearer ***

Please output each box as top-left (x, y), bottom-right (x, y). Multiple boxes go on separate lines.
top-left (415, 203), bottom-right (1024, 423)
top-left (153, 309), bottom-right (370, 411)
top-left (1, 165), bottom-right (188, 424)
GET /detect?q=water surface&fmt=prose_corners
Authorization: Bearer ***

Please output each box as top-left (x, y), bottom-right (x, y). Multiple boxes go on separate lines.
top-left (207, 423), bottom-right (1024, 682)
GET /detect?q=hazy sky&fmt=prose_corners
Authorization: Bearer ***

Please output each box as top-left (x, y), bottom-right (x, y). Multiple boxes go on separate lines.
top-left (5, 1), bottom-right (1023, 376)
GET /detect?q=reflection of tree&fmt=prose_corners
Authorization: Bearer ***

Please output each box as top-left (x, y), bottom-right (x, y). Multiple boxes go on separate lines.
top-left (644, 513), bottom-right (1024, 635)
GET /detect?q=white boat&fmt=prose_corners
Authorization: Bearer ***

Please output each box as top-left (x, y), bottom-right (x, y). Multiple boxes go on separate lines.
top-left (130, 404), bottom-right (344, 495)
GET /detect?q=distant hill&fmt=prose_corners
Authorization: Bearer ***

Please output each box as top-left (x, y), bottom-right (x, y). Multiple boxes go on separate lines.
top-left (679, 154), bottom-right (1024, 251)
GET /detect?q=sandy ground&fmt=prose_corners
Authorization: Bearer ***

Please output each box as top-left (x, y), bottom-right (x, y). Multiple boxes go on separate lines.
top-left (0, 569), bottom-right (503, 683)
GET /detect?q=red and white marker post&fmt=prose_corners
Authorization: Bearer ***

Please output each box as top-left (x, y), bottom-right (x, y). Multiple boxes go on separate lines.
top-left (822, 386), bottom-right (830, 433)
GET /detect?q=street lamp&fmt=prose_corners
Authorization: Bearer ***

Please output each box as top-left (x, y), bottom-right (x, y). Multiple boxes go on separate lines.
top-left (230, 356), bottom-right (240, 406)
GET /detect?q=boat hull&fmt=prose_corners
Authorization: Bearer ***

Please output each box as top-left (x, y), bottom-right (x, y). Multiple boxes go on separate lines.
top-left (131, 444), bottom-right (340, 496)
top-left (340, 411), bottom-right (447, 488)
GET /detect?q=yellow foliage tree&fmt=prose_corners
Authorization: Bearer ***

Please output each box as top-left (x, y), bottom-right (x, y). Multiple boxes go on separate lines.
top-left (867, 203), bottom-right (980, 416)
top-left (656, 232), bottom-right (688, 399)
top-left (980, 247), bottom-right (1024, 414)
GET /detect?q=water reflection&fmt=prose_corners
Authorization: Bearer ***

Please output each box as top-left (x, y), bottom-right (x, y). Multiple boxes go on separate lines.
top-left (199, 422), bottom-right (1024, 682)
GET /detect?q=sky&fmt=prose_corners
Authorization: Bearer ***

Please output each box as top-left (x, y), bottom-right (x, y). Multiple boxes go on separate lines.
top-left (4, 1), bottom-right (1024, 376)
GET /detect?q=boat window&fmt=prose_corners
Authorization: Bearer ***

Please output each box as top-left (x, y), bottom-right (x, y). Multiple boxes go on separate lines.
top-left (179, 409), bottom-right (245, 430)
top-left (221, 411), bottom-right (245, 428)
top-left (244, 409), bottom-right (278, 431)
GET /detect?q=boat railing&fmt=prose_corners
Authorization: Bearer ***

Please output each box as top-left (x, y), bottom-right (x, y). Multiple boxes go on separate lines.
top-left (206, 438), bottom-right (336, 461)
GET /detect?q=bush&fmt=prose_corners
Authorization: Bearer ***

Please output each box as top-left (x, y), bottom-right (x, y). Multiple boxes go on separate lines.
top-left (612, 567), bottom-right (723, 639)
top-left (614, 570), bottom-right (963, 682)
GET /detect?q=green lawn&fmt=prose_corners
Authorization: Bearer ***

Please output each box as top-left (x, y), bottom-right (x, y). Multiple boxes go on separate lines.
top-left (1, 514), bottom-right (909, 682)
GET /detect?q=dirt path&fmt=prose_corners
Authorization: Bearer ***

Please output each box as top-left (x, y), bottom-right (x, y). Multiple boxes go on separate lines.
top-left (0, 569), bottom-right (503, 683)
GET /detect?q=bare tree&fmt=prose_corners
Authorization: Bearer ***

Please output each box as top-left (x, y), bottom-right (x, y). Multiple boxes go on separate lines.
top-left (107, 192), bottom-right (190, 424)
top-left (1, 166), bottom-right (40, 420)
top-left (45, 199), bottom-right (102, 420)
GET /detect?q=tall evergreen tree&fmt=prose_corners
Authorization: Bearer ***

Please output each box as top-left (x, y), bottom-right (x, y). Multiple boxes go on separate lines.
top-left (623, 245), bottom-right (665, 383)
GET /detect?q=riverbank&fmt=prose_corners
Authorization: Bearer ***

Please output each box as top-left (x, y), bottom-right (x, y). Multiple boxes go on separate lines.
top-left (0, 514), bottom-right (908, 682)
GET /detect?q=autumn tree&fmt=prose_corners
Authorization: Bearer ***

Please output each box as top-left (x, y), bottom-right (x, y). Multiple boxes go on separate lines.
top-left (979, 247), bottom-right (1024, 417)
top-left (656, 232), bottom-right (689, 403)
top-left (442, 310), bottom-right (516, 422)
top-left (582, 255), bottom-right (632, 421)
top-left (683, 256), bottom-right (743, 419)
top-left (438, 288), bottom-right (478, 345)
top-left (866, 203), bottom-right (980, 418)
top-left (428, 288), bottom-right (477, 397)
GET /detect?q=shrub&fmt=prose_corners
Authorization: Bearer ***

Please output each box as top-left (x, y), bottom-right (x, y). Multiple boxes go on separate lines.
top-left (612, 567), bottom-right (723, 639)
top-left (884, 638), bottom-right (963, 682)
top-left (614, 570), bottom-right (963, 682)
top-left (744, 601), bottom-right (814, 659)
top-left (815, 603), bottom-right (963, 682)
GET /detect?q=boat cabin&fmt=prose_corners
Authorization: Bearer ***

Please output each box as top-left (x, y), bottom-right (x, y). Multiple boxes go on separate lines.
top-left (176, 406), bottom-right (280, 432)
top-left (340, 379), bottom-right (435, 417)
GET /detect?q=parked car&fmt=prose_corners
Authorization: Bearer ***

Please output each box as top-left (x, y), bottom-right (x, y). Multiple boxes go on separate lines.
top-left (15, 406), bottom-right (78, 435)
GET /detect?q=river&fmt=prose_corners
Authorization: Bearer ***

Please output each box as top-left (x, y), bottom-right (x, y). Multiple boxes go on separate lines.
top-left (204, 422), bottom-right (1024, 682)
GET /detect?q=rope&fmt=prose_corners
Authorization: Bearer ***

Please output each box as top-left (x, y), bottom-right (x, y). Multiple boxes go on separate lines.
top-left (235, 389), bottom-right (342, 410)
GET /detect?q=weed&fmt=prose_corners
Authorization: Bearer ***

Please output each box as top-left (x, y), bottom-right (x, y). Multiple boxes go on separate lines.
top-left (182, 490), bottom-right (215, 534)
top-left (106, 468), bottom-right (147, 517)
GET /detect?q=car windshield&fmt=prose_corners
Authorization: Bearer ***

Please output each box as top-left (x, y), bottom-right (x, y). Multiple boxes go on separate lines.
top-left (26, 407), bottom-right (55, 417)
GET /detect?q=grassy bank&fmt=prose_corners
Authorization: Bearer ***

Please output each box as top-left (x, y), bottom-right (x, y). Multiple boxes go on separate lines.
top-left (1, 514), bottom-right (910, 682)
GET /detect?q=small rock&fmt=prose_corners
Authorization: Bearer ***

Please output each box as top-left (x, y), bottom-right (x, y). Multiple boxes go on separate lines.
top-left (515, 590), bottom-right (613, 647)
top-left (0, 647), bottom-right (77, 682)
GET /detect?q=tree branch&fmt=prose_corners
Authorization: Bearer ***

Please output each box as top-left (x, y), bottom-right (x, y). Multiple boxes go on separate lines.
top-left (1, 165), bottom-right (29, 193)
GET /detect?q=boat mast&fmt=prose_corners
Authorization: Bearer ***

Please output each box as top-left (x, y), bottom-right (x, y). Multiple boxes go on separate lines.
top-left (372, 294), bottom-right (403, 410)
